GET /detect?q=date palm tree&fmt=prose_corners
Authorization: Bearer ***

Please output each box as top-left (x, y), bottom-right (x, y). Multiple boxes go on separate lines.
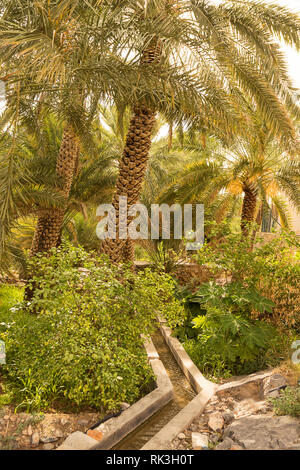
top-left (0, 114), bottom-right (118, 274)
top-left (0, 0), bottom-right (146, 258)
top-left (159, 129), bottom-right (300, 236)
top-left (101, 0), bottom-right (300, 263)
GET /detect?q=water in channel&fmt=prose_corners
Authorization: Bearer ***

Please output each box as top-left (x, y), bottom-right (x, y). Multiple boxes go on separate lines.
top-left (113, 329), bottom-right (196, 450)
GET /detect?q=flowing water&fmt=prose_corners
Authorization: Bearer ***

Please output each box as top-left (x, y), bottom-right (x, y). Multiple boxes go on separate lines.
top-left (113, 330), bottom-right (196, 450)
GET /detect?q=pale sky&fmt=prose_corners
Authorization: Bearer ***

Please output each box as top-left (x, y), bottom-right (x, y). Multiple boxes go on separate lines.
top-left (272, 0), bottom-right (300, 89)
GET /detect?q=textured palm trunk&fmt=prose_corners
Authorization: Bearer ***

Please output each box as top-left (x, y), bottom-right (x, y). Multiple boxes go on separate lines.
top-left (25, 124), bottom-right (79, 301)
top-left (102, 37), bottom-right (163, 264)
top-left (251, 203), bottom-right (263, 248)
top-left (101, 107), bottom-right (156, 263)
top-left (241, 183), bottom-right (257, 236)
top-left (30, 124), bottom-right (79, 256)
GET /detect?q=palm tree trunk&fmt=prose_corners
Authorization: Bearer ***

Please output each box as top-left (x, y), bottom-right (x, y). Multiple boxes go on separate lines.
top-left (178, 120), bottom-right (184, 147)
top-left (30, 124), bottom-right (79, 257)
top-left (241, 182), bottom-right (257, 236)
top-left (251, 203), bottom-right (263, 247)
top-left (101, 106), bottom-right (156, 263)
top-left (25, 124), bottom-right (79, 301)
top-left (102, 36), bottom-right (163, 264)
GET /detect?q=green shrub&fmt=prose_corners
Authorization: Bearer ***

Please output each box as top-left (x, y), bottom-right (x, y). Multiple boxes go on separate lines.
top-left (195, 224), bottom-right (300, 329)
top-left (174, 277), bottom-right (287, 378)
top-left (191, 306), bottom-right (279, 375)
top-left (270, 386), bottom-right (300, 417)
top-left (0, 244), bottom-right (184, 412)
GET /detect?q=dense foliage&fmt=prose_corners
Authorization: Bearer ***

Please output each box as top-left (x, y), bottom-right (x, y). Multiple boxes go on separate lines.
top-left (172, 225), bottom-right (299, 379)
top-left (0, 245), bottom-right (184, 412)
top-left (196, 223), bottom-right (300, 328)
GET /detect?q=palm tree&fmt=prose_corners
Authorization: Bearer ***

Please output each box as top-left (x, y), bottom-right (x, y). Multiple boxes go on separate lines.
top-left (101, 0), bottom-right (300, 263)
top-left (0, 1), bottom-right (147, 258)
top-left (159, 130), bottom-right (300, 236)
top-left (0, 114), bottom-right (118, 273)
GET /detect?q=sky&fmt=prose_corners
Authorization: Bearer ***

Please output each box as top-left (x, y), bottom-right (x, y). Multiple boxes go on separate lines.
top-left (0, 0), bottom-right (300, 113)
top-left (271, 0), bottom-right (300, 89)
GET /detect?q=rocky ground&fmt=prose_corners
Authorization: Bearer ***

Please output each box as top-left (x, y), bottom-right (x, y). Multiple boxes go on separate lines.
top-left (169, 370), bottom-right (300, 451)
top-left (0, 408), bottom-right (102, 450)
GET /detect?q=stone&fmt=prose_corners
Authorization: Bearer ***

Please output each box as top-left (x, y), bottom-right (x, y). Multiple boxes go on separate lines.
top-left (217, 371), bottom-right (273, 401)
top-left (234, 398), bottom-right (266, 418)
top-left (215, 437), bottom-right (236, 450)
top-left (55, 429), bottom-right (64, 438)
top-left (40, 436), bottom-right (58, 444)
top-left (10, 415), bottom-right (17, 422)
top-left (43, 443), bottom-right (55, 451)
top-left (224, 415), bottom-right (300, 450)
top-left (192, 432), bottom-right (209, 450)
top-left (27, 425), bottom-right (33, 436)
top-left (87, 429), bottom-right (103, 442)
top-left (60, 418), bottom-right (70, 426)
top-left (77, 418), bottom-right (89, 427)
top-left (222, 411), bottom-right (235, 425)
top-left (3, 415), bottom-right (10, 421)
top-left (31, 432), bottom-right (40, 447)
top-left (263, 374), bottom-right (287, 398)
top-left (209, 434), bottom-right (220, 444)
top-left (178, 433), bottom-right (186, 440)
top-left (208, 412), bottom-right (224, 432)
top-left (188, 423), bottom-right (198, 432)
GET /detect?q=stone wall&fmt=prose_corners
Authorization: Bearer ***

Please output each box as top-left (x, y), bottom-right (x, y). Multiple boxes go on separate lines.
top-left (134, 261), bottom-right (216, 289)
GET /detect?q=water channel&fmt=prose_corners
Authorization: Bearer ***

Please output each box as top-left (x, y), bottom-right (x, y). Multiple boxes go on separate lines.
top-left (113, 329), bottom-right (196, 450)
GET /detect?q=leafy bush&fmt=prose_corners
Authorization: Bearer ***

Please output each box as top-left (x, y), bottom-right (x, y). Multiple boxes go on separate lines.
top-left (192, 307), bottom-right (278, 374)
top-left (0, 244), bottom-right (184, 412)
top-left (174, 278), bottom-right (287, 378)
top-left (195, 224), bottom-right (300, 329)
top-left (270, 386), bottom-right (300, 417)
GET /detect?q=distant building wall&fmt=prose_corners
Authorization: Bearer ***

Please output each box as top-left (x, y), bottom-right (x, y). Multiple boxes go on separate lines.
top-left (290, 205), bottom-right (300, 235)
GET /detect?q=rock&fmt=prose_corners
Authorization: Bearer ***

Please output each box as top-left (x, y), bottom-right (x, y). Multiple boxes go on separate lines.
top-left (263, 374), bottom-right (287, 398)
top-left (43, 443), bottom-right (55, 451)
top-left (87, 429), bottom-right (103, 442)
top-left (60, 418), bottom-right (70, 426)
top-left (208, 412), bottom-right (224, 432)
top-left (188, 423), bottom-right (199, 432)
top-left (178, 433), bottom-right (186, 440)
top-left (234, 398), bottom-right (267, 418)
top-left (192, 432), bottom-right (209, 450)
top-left (31, 432), bottom-right (40, 447)
top-left (215, 438), bottom-right (236, 450)
top-left (54, 429), bottom-right (64, 438)
top-left (77, 418), bottom-right (89, 427)
top-left (10, 415), bottom-right (17, 423)
top-left (3, 415), bottom-right (10, 421)
top-left (222, 411), bottom-right (235, 425)
top-left (40, 436), bottom-right (58, 444)
top-left (224, 415), bottom-right (300, 450)
top-left (27, 425), bottom-right (33, 436)
top-left (209, 433), bottom-right (220, 444)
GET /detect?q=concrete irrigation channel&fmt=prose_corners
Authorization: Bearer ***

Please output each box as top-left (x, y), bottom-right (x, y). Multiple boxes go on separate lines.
top-left (113, 330), bottom-right (196, 450)
top-left (58, 321), bottom-right (217, 451)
